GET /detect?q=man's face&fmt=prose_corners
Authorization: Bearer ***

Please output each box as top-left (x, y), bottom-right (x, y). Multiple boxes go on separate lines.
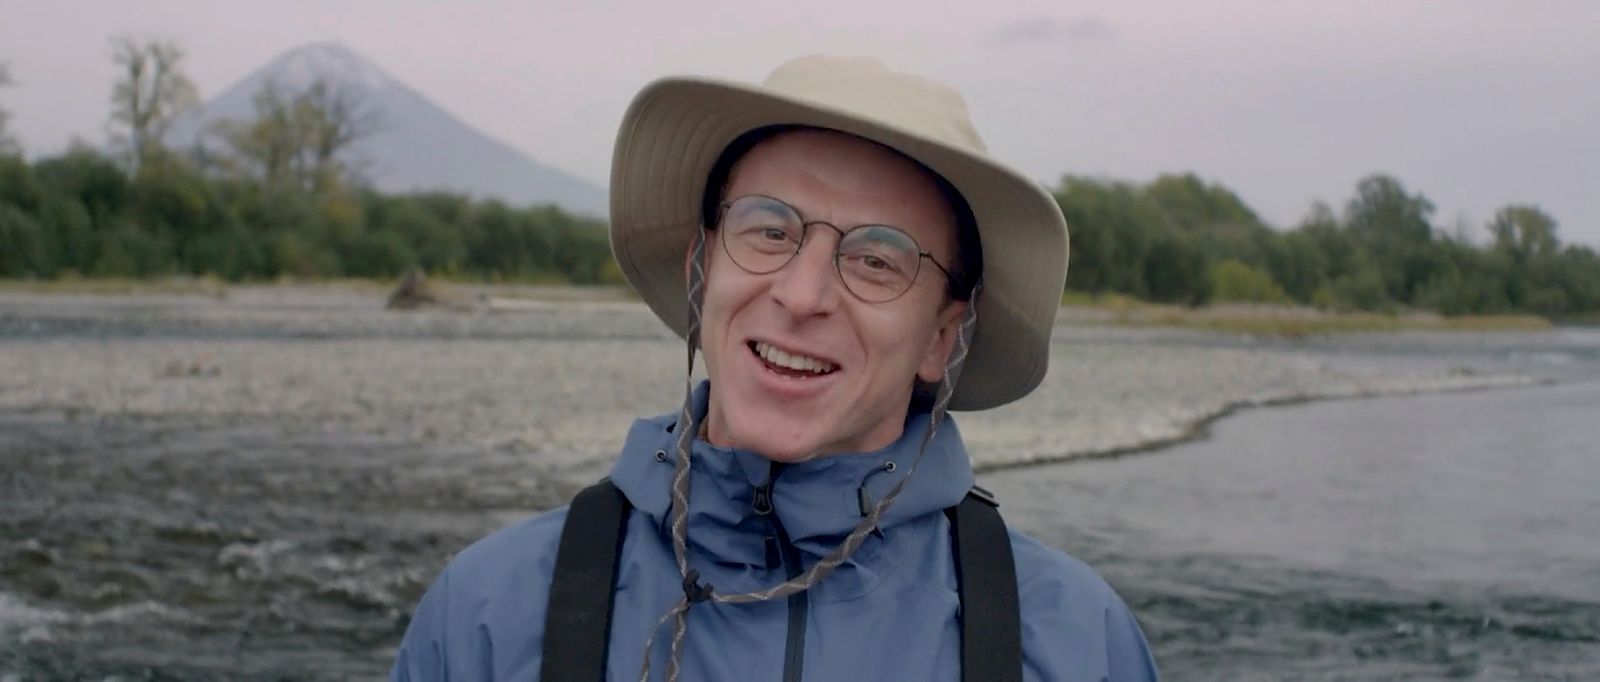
top-left (699, 129), bottom-right (967, 463)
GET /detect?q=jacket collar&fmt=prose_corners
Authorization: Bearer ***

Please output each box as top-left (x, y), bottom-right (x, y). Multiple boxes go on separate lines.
top-left (609, 381), bottom-right (975, 570)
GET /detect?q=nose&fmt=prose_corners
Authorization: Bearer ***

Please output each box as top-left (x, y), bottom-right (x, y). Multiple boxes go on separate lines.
top-left (768, 229), bottom-right (843, 317)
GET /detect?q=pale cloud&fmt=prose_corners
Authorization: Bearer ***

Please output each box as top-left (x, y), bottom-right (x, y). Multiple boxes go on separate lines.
top-left (981, 15), bottom-right (1116, 47)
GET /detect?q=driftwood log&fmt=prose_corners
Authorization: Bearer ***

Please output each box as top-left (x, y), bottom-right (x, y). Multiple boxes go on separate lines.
top-left (386, 269), bottom-right (438, 310)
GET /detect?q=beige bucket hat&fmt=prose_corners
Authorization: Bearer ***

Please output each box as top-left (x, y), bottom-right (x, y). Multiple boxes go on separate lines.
top-left (609, 55), bottom-right (1069, 411)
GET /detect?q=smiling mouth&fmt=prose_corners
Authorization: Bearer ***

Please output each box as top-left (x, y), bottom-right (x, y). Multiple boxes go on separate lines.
top-left (749, 341), bottom-right (839, 377)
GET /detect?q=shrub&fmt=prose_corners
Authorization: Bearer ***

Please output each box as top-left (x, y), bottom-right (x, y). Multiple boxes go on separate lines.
top-left (1208, 259), bottom-right (1290, 304)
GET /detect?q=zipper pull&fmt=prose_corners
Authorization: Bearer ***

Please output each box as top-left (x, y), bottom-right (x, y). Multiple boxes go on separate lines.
top-left (754, 460), bottom-right (785, 516)
top-left (751, 483), bottom-right (774, 516)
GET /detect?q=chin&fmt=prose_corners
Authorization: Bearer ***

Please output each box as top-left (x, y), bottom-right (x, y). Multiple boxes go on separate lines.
top-left (723, 414), bottom-right (828, 463)
top-left (754, 443), bottom-right (824, 464)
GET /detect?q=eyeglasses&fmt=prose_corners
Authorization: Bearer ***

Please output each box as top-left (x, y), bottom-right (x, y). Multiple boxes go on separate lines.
top-left (713, 194), bottom-right (955, 303)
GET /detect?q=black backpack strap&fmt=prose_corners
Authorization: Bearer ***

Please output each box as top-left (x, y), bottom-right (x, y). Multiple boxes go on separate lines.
top-left (945, 485), bottom-right (1023, 682)
top-left (541, 478), bottom-right (632, 682)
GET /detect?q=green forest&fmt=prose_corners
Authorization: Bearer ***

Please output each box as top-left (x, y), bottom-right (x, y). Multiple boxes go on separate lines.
top-left (1, 38), bottom-right (1597, 318)
top-left (1055, 173), bottom-right (1599, 317)
top-left (0, 150), bottom-right (618, 284)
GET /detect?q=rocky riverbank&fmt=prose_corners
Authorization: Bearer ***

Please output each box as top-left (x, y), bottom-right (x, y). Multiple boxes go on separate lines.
top-left (0, 286), bottom-right (1542, 475)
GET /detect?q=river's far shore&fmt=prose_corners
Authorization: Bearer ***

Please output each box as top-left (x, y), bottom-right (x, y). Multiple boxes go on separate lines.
top-left (0, 285), bottom-right (1555, 476)
top-left (0, 277), bottom-right (1557, 336)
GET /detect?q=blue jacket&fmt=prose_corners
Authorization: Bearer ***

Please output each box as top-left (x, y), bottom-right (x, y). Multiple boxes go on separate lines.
top-left (392, 384), bottom-right (1159, 681)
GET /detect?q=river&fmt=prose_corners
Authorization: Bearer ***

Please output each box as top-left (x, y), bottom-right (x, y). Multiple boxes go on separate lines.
top-left (986, 378), bottom-right (1600, 680)
top-left (2, 293), bottom-right (1596, 680)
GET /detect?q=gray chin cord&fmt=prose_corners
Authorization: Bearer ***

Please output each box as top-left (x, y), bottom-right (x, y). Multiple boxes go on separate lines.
top-left (638, 227), bottom-right (982, 682)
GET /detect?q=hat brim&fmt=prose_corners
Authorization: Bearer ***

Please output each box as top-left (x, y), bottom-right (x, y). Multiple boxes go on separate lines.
top-left (610, 77), bottom-right (1069, 411)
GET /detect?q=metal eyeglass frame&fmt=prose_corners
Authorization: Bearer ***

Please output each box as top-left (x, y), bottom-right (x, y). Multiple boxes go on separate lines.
top-left (711, 194), bottom-right (955, 303)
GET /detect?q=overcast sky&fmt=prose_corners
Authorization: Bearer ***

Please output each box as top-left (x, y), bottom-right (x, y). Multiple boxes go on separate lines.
top-left (3, 0), bottom-right (1597, 244)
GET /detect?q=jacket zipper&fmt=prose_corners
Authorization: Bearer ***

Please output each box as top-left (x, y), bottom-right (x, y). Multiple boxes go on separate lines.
top-left (754, 468), bottom-right (807, 682)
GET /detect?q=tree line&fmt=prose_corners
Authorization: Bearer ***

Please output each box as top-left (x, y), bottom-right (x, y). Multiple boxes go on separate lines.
top-left (1055, 173), bottom-right (1599, 317)
top-left (0, 36), bottom-right (618, 285)
top-left (1, 37), bottom-right (1596, 317)
top-left (0, 149), bottom-right (618, 284)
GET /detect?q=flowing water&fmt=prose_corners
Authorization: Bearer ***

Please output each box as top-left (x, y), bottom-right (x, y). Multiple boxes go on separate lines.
top-left (986, 378), bottom-right (1600, 680)
top-left (2, 306), bottom-right (1598, 680)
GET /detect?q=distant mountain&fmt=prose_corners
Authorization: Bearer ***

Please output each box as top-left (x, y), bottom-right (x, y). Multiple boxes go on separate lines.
top-left (169, 42), bottom-right (607, 217)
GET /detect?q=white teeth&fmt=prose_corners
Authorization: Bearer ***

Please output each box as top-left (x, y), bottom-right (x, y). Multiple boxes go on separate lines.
top-left (754, 342), bottom-right (836, 374)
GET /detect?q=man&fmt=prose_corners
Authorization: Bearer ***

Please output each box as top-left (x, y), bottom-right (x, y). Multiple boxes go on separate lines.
top-left (392, 55), bottom-right (1158, 681)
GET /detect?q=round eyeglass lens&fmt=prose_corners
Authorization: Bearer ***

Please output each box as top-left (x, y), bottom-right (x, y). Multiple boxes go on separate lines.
top-left (722, 196), bottom-right (804, 274)
top-left (837, 225), bottom-right (922, 301)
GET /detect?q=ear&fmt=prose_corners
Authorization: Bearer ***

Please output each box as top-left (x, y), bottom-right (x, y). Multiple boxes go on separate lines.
top-left (916, 300), bottom-right (968, 383)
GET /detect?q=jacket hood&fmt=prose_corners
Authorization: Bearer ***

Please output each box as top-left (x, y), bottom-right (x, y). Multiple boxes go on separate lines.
top-left (609, 381), bottom-right (975, 590)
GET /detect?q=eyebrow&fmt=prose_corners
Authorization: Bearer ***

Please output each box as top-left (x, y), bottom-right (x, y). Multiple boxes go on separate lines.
top-left (754, 202), bottom-right (795, 220)
top-left (730, 195), bottom-right (944, 249)
top-left (731, 196), bottom-right (797, 220)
